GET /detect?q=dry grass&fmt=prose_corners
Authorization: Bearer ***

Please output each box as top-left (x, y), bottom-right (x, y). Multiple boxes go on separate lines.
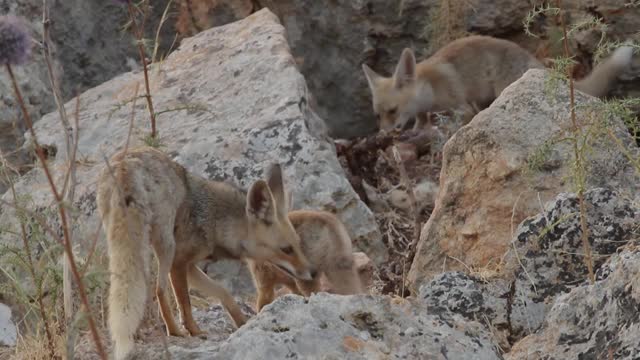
top-left (425, 0), bottom-right (474, 51)
top-left (337, 132), bottom-right (442, 297)
top-left (176, 0), bottom-right (256, 36)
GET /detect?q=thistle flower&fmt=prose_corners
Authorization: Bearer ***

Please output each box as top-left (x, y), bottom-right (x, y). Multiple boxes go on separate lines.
top-left (0, 15), bottom-right (31, 66)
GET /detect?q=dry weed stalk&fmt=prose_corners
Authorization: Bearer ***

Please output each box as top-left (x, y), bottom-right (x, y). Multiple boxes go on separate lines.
top-left (391, 146), bottom-right (422, 277)
top-left (5, 59), bottom-right (108, 360)
top-left (556, 0), bottom-right (595, 284)
top-left (124, 0), bottom-right (158, 139)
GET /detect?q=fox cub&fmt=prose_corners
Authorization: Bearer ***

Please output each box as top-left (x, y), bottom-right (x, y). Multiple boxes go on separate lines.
top-left (248, 209), bottom-right (365, 311)
top-left (363, 35), bottom-right (634, 131)
top-left (97, 147), bottom-right (313, 360)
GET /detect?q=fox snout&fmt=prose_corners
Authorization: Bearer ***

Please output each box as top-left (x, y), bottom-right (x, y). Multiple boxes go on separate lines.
top-left (272, 253), bottom-right (314, 281)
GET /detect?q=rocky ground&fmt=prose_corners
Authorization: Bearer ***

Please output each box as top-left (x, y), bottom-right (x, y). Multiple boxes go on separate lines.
top-left (0, 1), bottom-right (639, 360)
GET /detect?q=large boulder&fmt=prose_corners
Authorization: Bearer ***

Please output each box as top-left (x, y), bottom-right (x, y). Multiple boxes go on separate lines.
top-left (176, 294), bottom-right (502, 360)
top-left (419, 188), bottom-right (640, 349)
top-left (408, 69), bottom-right (640, 289)
top-left (0, 8), bottom-right (384, 285)
top-left (507, 245), bottom-right (640, 360)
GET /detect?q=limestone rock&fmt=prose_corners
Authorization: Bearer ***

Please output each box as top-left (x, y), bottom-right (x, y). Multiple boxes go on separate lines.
top-left (507, 245), bottom-right (640, 360)
top-left (0, 9), bottom-right (384, 283)
top-left (418, 188), bottom-right (640, 349)
top-left (206, 293), bottom-right (502, 360)
top-left (408, 69), bottom-right (640, 289)
top-left (0, 303), bottom-right (17, 347)
top-left (419, 272), bottom-right (512, 349)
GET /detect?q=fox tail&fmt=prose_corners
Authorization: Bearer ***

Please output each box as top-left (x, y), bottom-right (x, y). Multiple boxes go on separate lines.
top-left (101, 185), bottom-right (151, 360)
top-left (576, 45), bottom-right (634, 98)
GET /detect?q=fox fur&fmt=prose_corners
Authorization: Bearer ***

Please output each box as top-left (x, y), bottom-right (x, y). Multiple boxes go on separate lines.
top-left (248, 209), bottom-right (364, 311)
top-left (96, 147), bottom-right (312, 360)
top-left (362, 35), bottom-right (634, 131)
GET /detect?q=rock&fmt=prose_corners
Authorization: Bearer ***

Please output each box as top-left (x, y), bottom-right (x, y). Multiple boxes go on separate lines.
top-left (0, 303), bottom-right (17, 347)
top-left (419, 272), bottom-right (512, 349)
top-left (204, 293), bottom-right (502, 360)
top-left (507, 245), bottom-right (640, 360)
top-left (418, 188), bottom-right (640, 349)
top-left (204, 260), bottom-right (257, 299)
top-left (408, 69), bottom-right (640, 289)
top-left (103, 293), bottom-right (502, 360)
top-left (74, 304), bottom-right (241, 359)
top-left (0, 8), bottom-right (384, 285)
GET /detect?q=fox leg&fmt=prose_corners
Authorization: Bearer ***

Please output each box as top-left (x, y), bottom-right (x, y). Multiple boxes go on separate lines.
top-left (170, 265), bottom-right (206, 336)
top-left (294, 276), bottom-right (322, 297)
top-left (186, 264), bottom-right (247, 328)
top-left (255, 285), bottom-right (276, 312)
top-left (150, 232), bottom-right (185, 337)
top-left (283, 276), bottom-right (303, 296)
top-left (248, 262), bottom-right (277, 312)
top-left (414, 112), bottom-right (433, 131)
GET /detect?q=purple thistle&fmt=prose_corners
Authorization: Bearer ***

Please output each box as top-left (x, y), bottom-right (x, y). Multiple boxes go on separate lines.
top-left (0, 15), bottom-right (31, 66)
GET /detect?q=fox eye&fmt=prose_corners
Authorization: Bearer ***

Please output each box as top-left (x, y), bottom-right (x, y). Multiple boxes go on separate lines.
top-left (280, 246), bottom-right (294, 255)
top-left (387, 107), bottom-right (398, 115)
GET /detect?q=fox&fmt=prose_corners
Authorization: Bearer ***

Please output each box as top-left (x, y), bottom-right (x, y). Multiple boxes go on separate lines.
top-left (96, 147), bottom-right (313, 360)
top-left (247, 208), bottom-right (364, 312)
top-left (362, 35), bottom-right (635, 131)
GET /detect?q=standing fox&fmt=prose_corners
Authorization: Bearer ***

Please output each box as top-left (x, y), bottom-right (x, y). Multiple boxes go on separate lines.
top-left (248, 209), bottom-right (364, 311)
top-left (96, 147), bottom-right (313, 360)
top-left (363, 35), bottom-right (634, 131)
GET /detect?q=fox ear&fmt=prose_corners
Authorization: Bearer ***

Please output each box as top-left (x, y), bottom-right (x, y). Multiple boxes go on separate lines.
top-left (265, 163), bottom-right (287, 216)
top-left (246, 180), bottom-right (276, 222)
top-left (362, 64), bottom-right (382, 93)
top-left (393, 48), bottom-right (417, 89)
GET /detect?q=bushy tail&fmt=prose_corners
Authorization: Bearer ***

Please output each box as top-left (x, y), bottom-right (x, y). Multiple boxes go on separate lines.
top-left (576, 46), bottom-right (634, 98)
top-left (102, 189), bottom-right (150, 360)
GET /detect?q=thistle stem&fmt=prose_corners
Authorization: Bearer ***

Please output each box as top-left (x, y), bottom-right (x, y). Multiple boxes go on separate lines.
top-left (127, 1), bottom-right (157, 139)
top-left (5, 63), bottom-right (108, 360)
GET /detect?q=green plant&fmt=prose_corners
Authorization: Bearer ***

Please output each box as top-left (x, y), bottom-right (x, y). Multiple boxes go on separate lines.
top-left (524, 1), bottom-right (640, 284)
top-left (1, 12), bottom-right (108, 360)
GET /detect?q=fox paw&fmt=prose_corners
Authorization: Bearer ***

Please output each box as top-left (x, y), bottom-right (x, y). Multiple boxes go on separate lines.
top-left (187, 328), bottom-right (208, 338)
top-left (167, 328), bottom-right (188, 338)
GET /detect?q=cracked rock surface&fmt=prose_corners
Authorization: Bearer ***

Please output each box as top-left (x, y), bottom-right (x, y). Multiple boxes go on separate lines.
top-left (161, 294), bottom-right (503, 360)
top-left (419, 188), bottom-right (640, 350)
